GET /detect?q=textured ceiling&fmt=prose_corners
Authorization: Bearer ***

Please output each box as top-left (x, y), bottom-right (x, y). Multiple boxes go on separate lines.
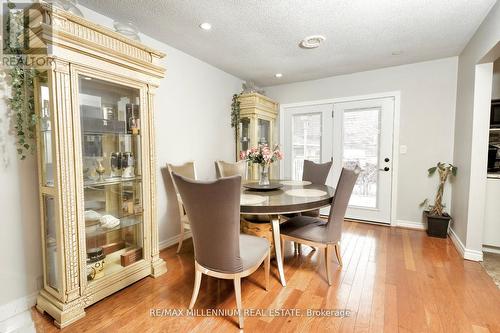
top-left (79, 0), bottom-right (496, 86)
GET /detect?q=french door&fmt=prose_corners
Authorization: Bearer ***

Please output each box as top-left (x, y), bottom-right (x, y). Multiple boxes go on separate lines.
top-left (282, 97), bottom-right (395, 224)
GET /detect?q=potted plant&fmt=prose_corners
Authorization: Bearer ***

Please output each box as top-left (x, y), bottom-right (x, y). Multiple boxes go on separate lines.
top-left (420, 162), bottom-right (457, 238)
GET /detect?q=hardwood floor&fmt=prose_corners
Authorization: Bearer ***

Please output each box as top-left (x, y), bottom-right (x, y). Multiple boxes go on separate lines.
top-left (33, 221), bottom-right (500, 332)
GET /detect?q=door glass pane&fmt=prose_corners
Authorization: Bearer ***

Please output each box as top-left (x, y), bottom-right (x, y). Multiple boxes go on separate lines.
top-left (43, 195), bottom-right (60, 291)
top-left (79, 75), bottom-right (144, 283)
top-left (343, 108), bottom-right (380, 208)
top-left (292, 113), bottom-right (321, 180)
top-left (38, 76), bottom-right (54, 186)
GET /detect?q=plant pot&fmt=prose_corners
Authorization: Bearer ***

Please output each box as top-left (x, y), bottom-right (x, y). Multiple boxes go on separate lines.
top-left (424, 211), bottom-right (451, 238)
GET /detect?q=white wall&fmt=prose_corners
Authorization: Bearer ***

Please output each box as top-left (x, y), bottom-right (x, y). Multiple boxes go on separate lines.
top-left (451, 0), bottom-right (500, 257)
top-left (493, 61), bottom-right (500, 99)
top-left (0, 4), bottom-right (242, 323)
top-left (264, 57), bottom-right (458, 226)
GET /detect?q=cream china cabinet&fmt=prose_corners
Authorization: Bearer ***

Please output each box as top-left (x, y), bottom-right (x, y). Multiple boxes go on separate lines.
top-left (237, 93), bottom-right (279, 179)
top-left (30, 3), bottom-right (166, 328)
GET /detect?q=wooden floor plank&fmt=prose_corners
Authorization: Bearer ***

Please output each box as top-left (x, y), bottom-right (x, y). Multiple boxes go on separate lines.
top-left (32, 221), bottom-right (500, 333)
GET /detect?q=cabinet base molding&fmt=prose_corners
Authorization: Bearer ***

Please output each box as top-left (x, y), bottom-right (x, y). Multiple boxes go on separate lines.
top-left (151, 258), bottom-right (168, 278)
top-left (36, 291), bottom-right (85, 329)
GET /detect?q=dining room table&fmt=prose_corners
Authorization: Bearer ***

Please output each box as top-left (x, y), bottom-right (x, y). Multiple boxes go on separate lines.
top-left (239, 179), bottom-right (336, 287)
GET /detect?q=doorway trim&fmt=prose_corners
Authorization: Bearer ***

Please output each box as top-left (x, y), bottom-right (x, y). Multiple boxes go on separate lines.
top-left (279, 91), bottom-right (401, 226)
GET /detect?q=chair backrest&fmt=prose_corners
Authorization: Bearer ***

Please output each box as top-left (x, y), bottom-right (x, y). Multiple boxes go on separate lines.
top-left (215, 160), bottom-right (247, 179)
top-left (172, 173), bottom-right (243, 273)
top-left (302, 160), bottom-right (332, 184)
top-left (167, 162), bottom-right (196, 195)
top-left (326, 166), bottom-right (361, 243)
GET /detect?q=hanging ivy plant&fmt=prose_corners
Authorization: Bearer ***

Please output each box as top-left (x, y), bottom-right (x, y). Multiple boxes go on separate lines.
top-left (230, 93), bottom-right (241, 160)
top-left (4, 1), bottom-right (38, 160)
top-left (230, 94), bottom-right (241, 138)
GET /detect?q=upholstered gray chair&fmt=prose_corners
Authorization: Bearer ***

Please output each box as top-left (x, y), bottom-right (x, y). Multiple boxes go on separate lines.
top-left (301, 160), bottom-right (333, 217)
top-left (280, 166), bottom-right (360, 285)
top-left (172, 173), bottom-right (270, 329)
top-left (164, 162), bottom-right (197, 253)
top-left (215, 160), bottom-right (247, 179)
top-left (302, 159), bottom-right (333, 185)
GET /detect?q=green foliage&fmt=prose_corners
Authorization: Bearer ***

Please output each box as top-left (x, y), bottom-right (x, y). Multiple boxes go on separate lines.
top-left (230, 94), bottom-right (241, 141)
top-left (231, 94), bottom-right (240, 139)
top-left (421, 162), bottom-right (457, 215)
top-left (4, 1), bottom-right (38, 160)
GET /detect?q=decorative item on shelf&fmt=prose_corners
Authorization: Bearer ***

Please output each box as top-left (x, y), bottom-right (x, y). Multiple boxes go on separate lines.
top-left (110, 152), bottom-right (121, 178)
top-left (95, 157), bottom-right (106, 182)
top-left (63, 0), bottom-right (84, 17)
top-left (420, 162), bottom-right (458, 238)
top-left (86, 247), bottom-right (105, 281)
top-left (240, 144), bottom-right (284, 186)
top-left (126, 103), bottom-right (140, 135)
top-left (99, 214), bottom-right (120, 229)
top-left (48, 0), bottom-right (84, 17)
top-left (121, 248), bottom-right (142, 267)
top-left (113, 21), bottom-right (141, 41)
top-left (242, 80), bottom-right (265, 95)
top-left (41, 101), bottom-right (51, 131)
top-left (101, 241), bottom-right (126, 255)
top-left (121, 152), bottom-right (135, 178)
top-left (84, 210), bottom-right (101, 223)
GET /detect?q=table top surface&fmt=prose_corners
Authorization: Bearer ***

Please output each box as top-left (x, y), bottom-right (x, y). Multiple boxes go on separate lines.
top-left (240, 180), bottom-right (335, 215)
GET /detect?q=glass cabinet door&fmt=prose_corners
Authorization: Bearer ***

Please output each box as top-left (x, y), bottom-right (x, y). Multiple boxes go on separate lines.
top-left (78, 75), bottom-right (144, 283)
top-left (38, 75), bottom-right (55, 187)
top-left (258, 118), bottom-right (270, 146)
top-left (36, 72), bottom-right (61, 293)
top-left (240, 117), bottom-right (251, 151)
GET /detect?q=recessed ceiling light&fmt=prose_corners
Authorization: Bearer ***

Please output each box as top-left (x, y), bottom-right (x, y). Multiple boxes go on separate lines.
top-left (199, 22), bottom-right (212, 31)
top-left (274, 73), bottom-right (283, 78)
top-left (83, 77), bottom-right (92, 80)
top-left (299, 35), bottom-right (326, 49)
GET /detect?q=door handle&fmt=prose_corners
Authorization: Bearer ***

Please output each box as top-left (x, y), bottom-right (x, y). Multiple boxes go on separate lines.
top-left (379, 167), bottom-right (390, 172)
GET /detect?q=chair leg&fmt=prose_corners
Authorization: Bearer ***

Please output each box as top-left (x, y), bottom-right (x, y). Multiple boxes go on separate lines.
top-left (325, 245), bottom-right (333, 286)
top-left (177, 221), bottom-right (184, 254)
top-left (334, 243), bottom-right (343, 267)
top-left (297, 243), bottom-right (302, 254)
top-left (264, 251), bottom-right (270, 291)
top-left (234, 277), bottom-right (244, 329)
top-left (189, 269), bottom-right (202, 309)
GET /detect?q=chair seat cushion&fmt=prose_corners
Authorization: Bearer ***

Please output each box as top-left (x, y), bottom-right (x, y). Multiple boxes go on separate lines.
top-left (239, 234), bottom-right (269, 272)
top-left (280, 215), bottom-right (328, 243)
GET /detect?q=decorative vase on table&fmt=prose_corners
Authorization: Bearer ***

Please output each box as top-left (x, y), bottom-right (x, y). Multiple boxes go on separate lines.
top-left (240, 144), bottom-right (284, 185)
top-left (259, 164), bottom-right (270, 186)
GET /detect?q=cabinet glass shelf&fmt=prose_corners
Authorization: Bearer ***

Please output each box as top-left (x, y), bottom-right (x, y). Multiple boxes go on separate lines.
top-left (85, 215), bottom-right (143, 238)
top-left (84, 176), bottom-right (142, 188)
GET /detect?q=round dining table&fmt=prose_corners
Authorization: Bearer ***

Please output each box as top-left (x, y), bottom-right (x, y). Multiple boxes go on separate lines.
top-left (240, 180), bottom-right (335, 287)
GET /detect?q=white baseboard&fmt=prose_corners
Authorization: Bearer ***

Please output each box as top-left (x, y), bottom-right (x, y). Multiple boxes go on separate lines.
top-left (159, 231), bottom-right (192, 251)
top-left (0, 292), bottom-right (37, 333)
top-left (394, 219), bottom-right (426, 230)
top-left (449, 227), bottom-right (483, 261)
top-left (483, 245), bottom-right (500, 254)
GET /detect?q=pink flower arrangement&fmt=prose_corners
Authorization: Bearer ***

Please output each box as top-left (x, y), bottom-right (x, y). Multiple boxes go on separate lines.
top-left (240, 144), bottom-right (284, 165)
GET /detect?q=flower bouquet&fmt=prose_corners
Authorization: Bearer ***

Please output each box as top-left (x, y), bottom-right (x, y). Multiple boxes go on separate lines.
top-left (240, 144), bottom-right (284, 185)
